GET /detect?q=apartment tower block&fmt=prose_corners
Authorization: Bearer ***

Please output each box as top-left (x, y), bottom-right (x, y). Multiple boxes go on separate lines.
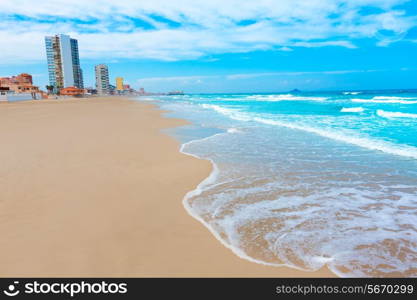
top-left (45, 34), bottom-right (84, 92)
top-left (95, 64), bottom-right (110, 95)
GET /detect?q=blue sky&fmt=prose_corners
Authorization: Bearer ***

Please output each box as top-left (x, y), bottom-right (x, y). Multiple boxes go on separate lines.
top-left (1, 0), bottom-right (417, 93)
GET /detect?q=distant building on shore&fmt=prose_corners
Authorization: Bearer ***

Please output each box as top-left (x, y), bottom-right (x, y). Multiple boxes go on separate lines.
top-left (0, 73), bottom-right (39, 94)
top-left (45, 34), bottom-right (84, 93)
top-left (167, 90), bottom-right (185, 95)
top-left (0, 87), bottom-right (12, 102)
top-left (109, 84), bottom-right (116, 95)
top-left (95, 64), bottom-right (110, 95)
top-left (0, 73), bottom-right (46, 101)
top-left (85, 87), bottom-right (98, 95)
top-left (116, 77), bottom-right (124, 92)
top-left (60, 86), bottom-right (85, 97)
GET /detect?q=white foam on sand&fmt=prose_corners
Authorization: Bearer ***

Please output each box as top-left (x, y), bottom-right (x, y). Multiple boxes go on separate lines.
top-left (178, 128), bottom-right (417, 277)
top-left (179, 134), bottom-right (294, 270)
top-left (178, 101), bottom-right (417, 277)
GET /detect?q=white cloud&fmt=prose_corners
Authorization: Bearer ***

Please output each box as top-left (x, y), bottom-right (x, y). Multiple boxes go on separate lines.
top-left (0, 0), bottom-right (415, 63)
top-left (291, 41), bottom-right (358, 48)
top-left (278, 47), bottom-right (293, 52)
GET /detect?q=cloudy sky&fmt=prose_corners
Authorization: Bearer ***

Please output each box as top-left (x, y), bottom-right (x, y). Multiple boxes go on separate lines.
top-left (1, 0), bottom-right (417, 92)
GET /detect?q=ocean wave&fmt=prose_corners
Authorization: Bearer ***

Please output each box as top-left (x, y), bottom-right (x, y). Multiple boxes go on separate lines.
top-left (179, 121), bottom-right (417, 277)
top-left (201, 103), bottom-right (236, 115)
top-left (227, 128), bottom-right (242, 133)
top-left (254, 117), bottom-right (417, 160)
top-left (373, 96), bottom-right (417, 100)
top-left (200, 104), bottom-right (252, 121)
top-left (343, 92), bottom-right (361, 95)
top-left (201, 104), bottom-right (417, 160)
top-left (352, 97), bottom-right (417, 104)
top-left (163, 97), bottom-right (417, 278)
top-left (340, 107), bottom-right (364, 113)
top-left (377, 110), bottom-right (417, 119)
top-left (247, 94), bottom-right (327, 102)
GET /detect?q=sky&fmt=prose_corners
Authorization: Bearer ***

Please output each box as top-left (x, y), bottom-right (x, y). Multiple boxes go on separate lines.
top-left (0, 0), bottom-right (417, 93)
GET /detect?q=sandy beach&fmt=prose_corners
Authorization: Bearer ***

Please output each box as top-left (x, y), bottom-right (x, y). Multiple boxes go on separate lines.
top-left (0, 97), bottom-right (333, 277)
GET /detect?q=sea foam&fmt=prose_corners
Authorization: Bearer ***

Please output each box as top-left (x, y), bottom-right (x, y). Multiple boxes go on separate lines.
top-left (201, 104), bottom-right (417, 160)
top-left (253, 117), bottom-right (417, 160)
top-left (341, 107), bottom-right (364, 113)
top-left (377, 109), bottom-right (417, 119)
top-left (156, 93), bottom-right (417, 277)
top-left (179, 122), bottom-right (417, 277)
top-left (227, 128), bottom-right (242, 134)
top-left (352, 97), bottom-right (417, 104)
top-left (247, 94), bottom-right (327, 102)
top-left (343, 92), bottom-right (361, 95)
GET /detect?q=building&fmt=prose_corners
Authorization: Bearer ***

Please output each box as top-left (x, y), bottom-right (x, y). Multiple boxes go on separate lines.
top-left (45, 34), bottom-right (84, 93)
top-left (85, 87), bottom-right (98, 95)
top-left (60, 86), bottom-right (85, 97)
top-left (0, 73), bottom-right (48, 101)
top-left (95, 64), bottom-right (110, 95)
top-left (0, 73), bottom-right (40, 94)
top-left (0, 92), bottom-right (44, 102)
top-left (109, 84), bottom-right (116, 95)
top-left (0, 87), bottom-right (11, 102)
top-left (116, 77), bottom-right (124, 92)
top-left (0, 87), bottom-right (45, 102)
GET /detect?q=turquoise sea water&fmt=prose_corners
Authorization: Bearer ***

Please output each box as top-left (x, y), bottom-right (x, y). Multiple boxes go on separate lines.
top-left (140, 90), bottom-right (417, 277)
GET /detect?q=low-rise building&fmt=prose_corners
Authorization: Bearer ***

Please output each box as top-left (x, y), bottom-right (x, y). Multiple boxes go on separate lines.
top-left (0, 73), bottom-right (41, 94)
top-left (0, 87), bottom-right (11, 102)
top-left (0, 74), bottom-right (47, 101)
top-left (60, 86), bottom-right (85, 97)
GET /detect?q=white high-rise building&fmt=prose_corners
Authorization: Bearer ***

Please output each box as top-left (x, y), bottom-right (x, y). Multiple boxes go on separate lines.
top-left (95, 64), bottom-right (110, 95)
top-left (45, 34), bottom-right (83, 92)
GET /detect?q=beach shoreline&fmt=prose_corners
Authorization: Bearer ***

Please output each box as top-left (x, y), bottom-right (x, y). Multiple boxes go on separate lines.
top-left (0, 96), bottom-right (334, 277)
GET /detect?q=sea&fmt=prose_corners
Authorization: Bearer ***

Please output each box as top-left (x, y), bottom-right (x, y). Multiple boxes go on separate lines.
top-left (139, 90), bottom-right (417, 277)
